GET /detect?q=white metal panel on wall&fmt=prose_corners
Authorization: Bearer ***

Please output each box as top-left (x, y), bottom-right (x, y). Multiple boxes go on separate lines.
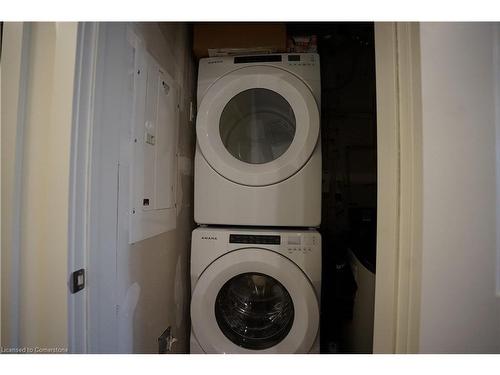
top-left (143, 58), bottom-right (157, 212)
top-left (155, 69), bottom-right (178, 210)
top-left (129, 38), bottom-right (179, 243)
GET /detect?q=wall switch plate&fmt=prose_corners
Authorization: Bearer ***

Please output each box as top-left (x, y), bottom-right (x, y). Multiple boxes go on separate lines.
top-left (71, 269), bottom-right (85, 294)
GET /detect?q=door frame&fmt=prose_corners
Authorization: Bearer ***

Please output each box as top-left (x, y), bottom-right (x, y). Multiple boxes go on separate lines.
top-left (64, 21), bottom-right (424, 354)
top-left (1, 21), bottom-right (32, 350)
top-left (67, 22), bottom-right (100, 353)
top-left (372, 22), bottom-right (423, 354)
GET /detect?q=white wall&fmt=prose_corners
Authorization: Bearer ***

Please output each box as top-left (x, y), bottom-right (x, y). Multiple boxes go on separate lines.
top-left (2, 22), bottom-right (195, 354)
top-left (419, 22), bottom-right (500, 353)
top-left (124, 23), bottom-right (196, 353)
top-left (1, 22), bottom-right (26, 349)
top-left (1, 22), bottom-right (79, 351)
top-left (86, 22), bottom-right (195, 353)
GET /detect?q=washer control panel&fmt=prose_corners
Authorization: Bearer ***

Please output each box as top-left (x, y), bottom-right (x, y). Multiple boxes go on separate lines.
top-left (286, 234), bottom-right (319, 254)
top-left (222, 230), bottom-right (320, 256)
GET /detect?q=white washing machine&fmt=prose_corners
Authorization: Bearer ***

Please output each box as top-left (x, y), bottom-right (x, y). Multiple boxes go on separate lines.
top-left (190, 227), bottom-right (321, 354)
top-left (195, 53), bottom-right (322, 227)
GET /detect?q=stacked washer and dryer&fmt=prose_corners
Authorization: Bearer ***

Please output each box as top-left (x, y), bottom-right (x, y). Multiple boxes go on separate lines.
top-left (190, 53), bottom-right (322, 354)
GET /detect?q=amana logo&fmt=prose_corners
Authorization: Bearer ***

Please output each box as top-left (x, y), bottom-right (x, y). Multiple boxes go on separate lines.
top-left (201, 236), bottom-right (217, 240)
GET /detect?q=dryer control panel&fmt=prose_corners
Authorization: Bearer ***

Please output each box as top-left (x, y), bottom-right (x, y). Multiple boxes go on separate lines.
top-left (286, 54), bottom-right (317, 67)
top-left (230, 54), bottom-right (318, 67)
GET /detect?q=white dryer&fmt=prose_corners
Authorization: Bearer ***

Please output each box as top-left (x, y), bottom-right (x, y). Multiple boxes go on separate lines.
top-left (190, 227), bottom-right (321, 354)
top-left (195, 53), bottom-right (321, 227)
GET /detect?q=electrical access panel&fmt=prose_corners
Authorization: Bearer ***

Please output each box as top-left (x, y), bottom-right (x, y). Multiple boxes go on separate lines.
top-left (129, 41), bottom-right (179, 244)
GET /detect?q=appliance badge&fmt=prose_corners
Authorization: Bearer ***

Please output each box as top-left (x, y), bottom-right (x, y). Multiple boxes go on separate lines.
top-left (201, 236), bottom-right (217, 240)
top-left (207, 60), bottom-right (223, 64)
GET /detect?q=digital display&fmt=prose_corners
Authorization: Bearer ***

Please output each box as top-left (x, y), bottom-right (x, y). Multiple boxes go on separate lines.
top-left (234, 55), bottom-right (282, 64)
top-left (288, 55), bottom-right (301, 62)
top-left (229, 234), bottom-right (281, 245)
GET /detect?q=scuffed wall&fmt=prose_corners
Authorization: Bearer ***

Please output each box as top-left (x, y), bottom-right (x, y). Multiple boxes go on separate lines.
top-left (124, 23), bottom-right (196, 354)
top-left (2, 22), bottom-right (195, 353)
top-left (87, 22), bottom-right (195, 354)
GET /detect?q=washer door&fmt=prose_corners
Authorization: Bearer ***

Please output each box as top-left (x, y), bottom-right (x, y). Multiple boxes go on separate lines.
top-left (196, 66), bottom-right (320, 186)
top-left (190, 248), bottom-right (319, 353)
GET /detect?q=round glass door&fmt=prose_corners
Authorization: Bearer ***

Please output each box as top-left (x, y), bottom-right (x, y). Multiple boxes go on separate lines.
top-left (196, 66), bottom-right (320, 186)
top-left (190, 247), bottom-right (320, 353)
top-left (219, 89), bottom-right (296, 164)
top-left (215, 272), bottom-right (294, 350)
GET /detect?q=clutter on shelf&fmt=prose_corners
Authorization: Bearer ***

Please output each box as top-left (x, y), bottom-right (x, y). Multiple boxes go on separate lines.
top-left (193, 23), bottom-right (287, 59)
top-left (287, 35), bottom-right (318, 53)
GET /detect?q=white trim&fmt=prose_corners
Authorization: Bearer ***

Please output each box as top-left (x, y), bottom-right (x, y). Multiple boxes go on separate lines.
top-left (67, 22), bottom-right (100, 353)
top-left (85, 23), bottom-right (140, 353)
top-left (86, 23), bottom-right (125, 353)
top-left (11, 23), bottom-right (31, 350)
top-left (372, 22), bottom-right (400, 354)
top-left (393, 22), bottom-right (423, 353)
top-left (372, 22), bottom-right (423, 354)
top-left (494, 22), bottom-right (500, 298)
top-left (1, 22), bottom-right (31, 349)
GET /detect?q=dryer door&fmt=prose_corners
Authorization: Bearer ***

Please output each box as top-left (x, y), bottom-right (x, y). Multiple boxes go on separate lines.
top-left (196, 66), bottom-right (320, 186)
top-left (190, 248), bottom-right (319, 353)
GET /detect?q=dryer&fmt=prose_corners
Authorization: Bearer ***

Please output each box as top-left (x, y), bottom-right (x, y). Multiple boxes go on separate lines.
top-left (190, 227), bottom-right (321, 354)
top-left (195, 53), bottom-right (321, 227)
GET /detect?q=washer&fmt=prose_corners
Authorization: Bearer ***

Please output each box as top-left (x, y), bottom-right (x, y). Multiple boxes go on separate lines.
top-left (190, 227), bottom-right (321, 354)
top-left (195, 53), bottom-right (321, 227)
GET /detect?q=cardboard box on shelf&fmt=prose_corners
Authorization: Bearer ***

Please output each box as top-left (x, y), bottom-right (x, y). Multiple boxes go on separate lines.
top-left (193, 23), bottom-right (287, 59)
